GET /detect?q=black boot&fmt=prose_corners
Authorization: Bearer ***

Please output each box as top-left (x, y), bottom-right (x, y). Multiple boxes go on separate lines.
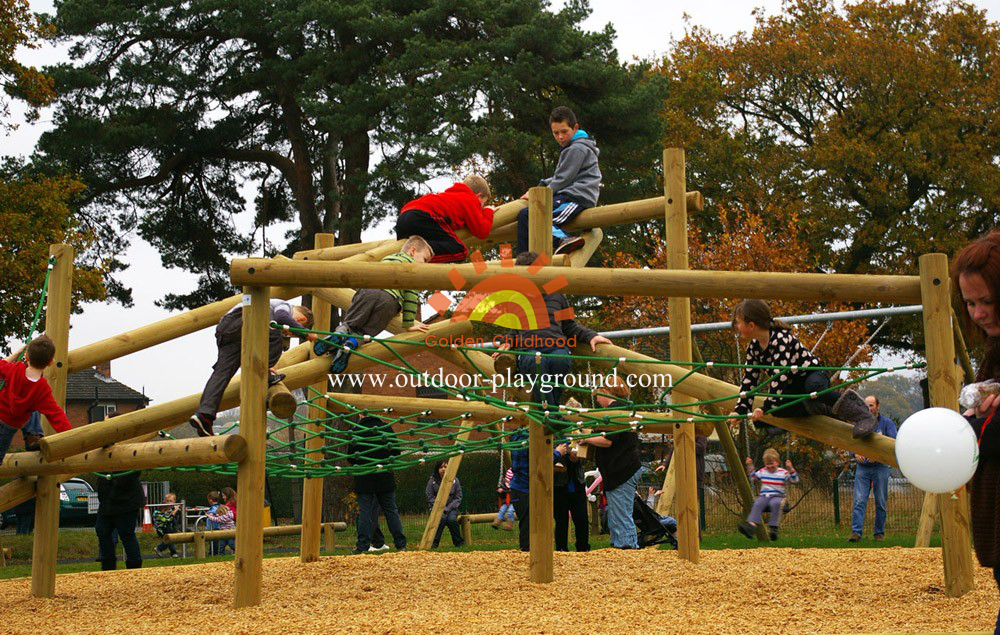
top-left (125, 559), bottom-right (142, 569)
top-left (833, 389), bottom-right (877, 438)
top-left (100, 558), bottom-right (117, 571)
top-left (769, 526), bottom-right (779, 541)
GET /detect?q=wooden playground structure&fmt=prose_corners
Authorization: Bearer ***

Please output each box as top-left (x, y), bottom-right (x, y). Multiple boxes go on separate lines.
top-left (0, 149), bottom-right (977, 615)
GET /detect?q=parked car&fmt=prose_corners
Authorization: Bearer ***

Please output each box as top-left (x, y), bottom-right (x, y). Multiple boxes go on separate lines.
top-left (0, 478), bottom-right (97, 529)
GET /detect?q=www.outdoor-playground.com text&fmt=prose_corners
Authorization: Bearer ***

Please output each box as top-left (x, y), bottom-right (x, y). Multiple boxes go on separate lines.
top-left (326, 367), bottom-right (672, 395)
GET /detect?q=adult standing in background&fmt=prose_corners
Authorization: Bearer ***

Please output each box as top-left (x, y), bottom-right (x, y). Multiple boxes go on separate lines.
top-left (848, 395), bottom-right (898, 542)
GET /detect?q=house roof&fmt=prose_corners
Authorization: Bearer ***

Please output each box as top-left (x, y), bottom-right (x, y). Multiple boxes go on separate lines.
top-left (66, 368), bottom-right (150, 404)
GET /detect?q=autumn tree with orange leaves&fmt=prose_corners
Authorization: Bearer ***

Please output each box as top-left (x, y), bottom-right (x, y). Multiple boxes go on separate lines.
top-left (1, 1), bottom-right (106, 351)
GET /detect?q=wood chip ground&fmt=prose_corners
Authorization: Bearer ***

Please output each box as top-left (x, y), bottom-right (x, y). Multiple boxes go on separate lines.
top-left (1, 548), bottom-right (997, 634)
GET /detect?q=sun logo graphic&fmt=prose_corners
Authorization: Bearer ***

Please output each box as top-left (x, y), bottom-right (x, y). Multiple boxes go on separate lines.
top-left (428, 244), bottom-right (574, 329)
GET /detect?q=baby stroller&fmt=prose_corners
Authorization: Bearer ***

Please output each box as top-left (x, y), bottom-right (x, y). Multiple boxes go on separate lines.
top-left (633, 493), bottom-right (678, 549)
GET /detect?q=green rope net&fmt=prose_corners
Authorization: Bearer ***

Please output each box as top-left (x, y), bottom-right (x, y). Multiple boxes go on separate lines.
top-left (139, 325), bottom-right (923, 480)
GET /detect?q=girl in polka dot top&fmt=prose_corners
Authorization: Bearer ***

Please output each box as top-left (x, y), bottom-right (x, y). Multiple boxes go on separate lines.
top-left (728, 299), bottom-right (876, 439)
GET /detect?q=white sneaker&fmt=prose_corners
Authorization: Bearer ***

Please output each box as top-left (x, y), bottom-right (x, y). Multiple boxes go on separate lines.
top-left (376, 544), bottom-right (390, 551)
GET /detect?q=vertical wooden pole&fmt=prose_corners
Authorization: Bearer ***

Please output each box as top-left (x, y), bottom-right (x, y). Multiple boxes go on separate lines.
top-left (301, 233), bottom-right (333, 562)
top-left (527, 186), bottom-right (554, 582)
top-left (664, 148), bottom-right (699, 563)
top-left (323, 523), bottom-right (335, 552)
top-left (461, 516), bottom-right (473, 546)
top-left (194, 532), bottom-right (207, 560)
top-left (918, 253), bottom-right (974, 597)
top-left (914, 493), bottom-right (938, 547)
top-left (654, 452), bottom-right (677, 517)
top-left (31, 244), bottom-right (73, 598)
top-left (234, 285), bottom-right (269, 608)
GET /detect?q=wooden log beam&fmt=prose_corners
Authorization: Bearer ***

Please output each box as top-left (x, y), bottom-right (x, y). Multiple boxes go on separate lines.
top-left (0, 436), bottom-right (247, 477)
top-left (292, 194), bottom-right (705, 261)
top-left (66, 286), bottom-right (308, 373)
top-left (293, 201), bottom-right (526, 261)
top-left (38, 321), bottom-right (470, 462)
top-left (266, 383), bottom-right (297, 419)
top-left (165, 522), bottom-right (347, 545)
top-left (230, 259), bottom-right (921, 305)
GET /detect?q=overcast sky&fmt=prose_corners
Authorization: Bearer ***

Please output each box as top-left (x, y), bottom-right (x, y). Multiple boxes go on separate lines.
top-left (8, 0), bottom-right (1000, 405)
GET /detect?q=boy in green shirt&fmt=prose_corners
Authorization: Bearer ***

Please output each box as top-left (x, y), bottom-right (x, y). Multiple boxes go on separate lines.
top-left (315, 235), bottom-right (433, 373)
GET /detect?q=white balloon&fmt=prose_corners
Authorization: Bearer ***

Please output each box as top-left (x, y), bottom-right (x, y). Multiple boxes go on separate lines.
top-left (894, 407), bottom-right (979, 494)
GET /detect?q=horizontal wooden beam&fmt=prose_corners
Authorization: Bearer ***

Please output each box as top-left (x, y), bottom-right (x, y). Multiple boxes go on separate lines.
top-left (67, 287), bottom-right (308, 373)
top-left (0, 436), bottom-right (247, 478)
top-left (164, 521), bottom-right (347, 544)
top-left (231, 259), bottom-right (922, 304)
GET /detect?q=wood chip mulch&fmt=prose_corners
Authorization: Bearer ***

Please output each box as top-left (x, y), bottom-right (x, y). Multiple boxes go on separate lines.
top-left (1, 548), bottom-right (996, 634)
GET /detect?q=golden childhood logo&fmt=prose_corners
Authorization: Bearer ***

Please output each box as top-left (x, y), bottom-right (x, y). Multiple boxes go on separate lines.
top-left (427, 244), bottom-right (575, 329)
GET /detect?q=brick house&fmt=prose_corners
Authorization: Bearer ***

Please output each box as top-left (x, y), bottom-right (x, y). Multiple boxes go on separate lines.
top-left (64, 361), bottom-right (150, 428)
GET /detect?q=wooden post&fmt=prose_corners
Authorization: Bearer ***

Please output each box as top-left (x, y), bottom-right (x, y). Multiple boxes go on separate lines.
top-left (301, 233), bottom-right (333, 562)
top-left (31, 244), bottom-right (73, 598)
top-left (234, 285), bottom-right (269, 608)
top-left (266, 382), bottom-right (297, 419)
top-left (528, 186), bottom-right (553, 257)
top-left (664, 148), bottom-right (699, 563)
top-left (323, 523), bottom-right (336, 552)
top-left (654, 452), bottom-right (676, 517)
top-left (461, 516), bottom-right (473, 546)
top-left (419, 420), bottom-right (474, 549)
top-left (914, 492), bottom-right (938, 548)
top-left (919, 254), bottom-right (974, 597)
top-left (193, 532), bottom-right (206, 559)
top-left (528, 415), bottom-right (554, 582)
top-left (526, 186), bottom-right (554, 582)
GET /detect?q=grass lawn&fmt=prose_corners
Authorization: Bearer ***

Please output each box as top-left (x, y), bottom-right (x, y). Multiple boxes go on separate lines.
top-left (0, 514), bottom-right (940, 581)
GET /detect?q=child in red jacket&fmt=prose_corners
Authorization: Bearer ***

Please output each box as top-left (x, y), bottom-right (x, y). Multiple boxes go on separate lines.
top-left (0, 335), bottom-right (72, 461)
top-left (394, 175), bottom-right (494, 263)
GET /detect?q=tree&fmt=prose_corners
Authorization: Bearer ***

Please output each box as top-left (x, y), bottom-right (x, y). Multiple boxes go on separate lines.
top-left (0, 3), bottom-right (105, 351)
top-left (0, 0), bottom-right (55, 130)
top-left (35, 0), bottom-right (656, 310)
top-left (658, 0), bottom-right (1000, 276)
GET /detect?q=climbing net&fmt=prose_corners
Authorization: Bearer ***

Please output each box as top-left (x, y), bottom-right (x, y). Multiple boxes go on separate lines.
top-left (145, 325), bottom-right (923, 479)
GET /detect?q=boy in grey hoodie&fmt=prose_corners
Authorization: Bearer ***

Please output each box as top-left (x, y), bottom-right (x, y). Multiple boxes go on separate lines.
top-left (516, 106), bottom-right (602, 255)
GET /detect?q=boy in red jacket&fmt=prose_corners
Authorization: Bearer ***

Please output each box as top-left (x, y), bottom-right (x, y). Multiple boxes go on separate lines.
top-left (394, 175), bottom-right (494, 263)
top-left (0, 335), bottom-right (72, 461)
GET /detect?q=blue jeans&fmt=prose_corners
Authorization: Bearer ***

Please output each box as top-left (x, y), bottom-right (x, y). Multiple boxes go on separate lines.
top-left (355, 491), bottom-right (406, 551)
top-left (496, 503), bottom-right (515, 521)
top-left (852, 463), bottom-right (890, 536)
top-left (605, 467), bottom-right (643, 549)
top-left (0, 423), bottom-right (16, 462)
top-left (516, 347), bottom-right (572, 413)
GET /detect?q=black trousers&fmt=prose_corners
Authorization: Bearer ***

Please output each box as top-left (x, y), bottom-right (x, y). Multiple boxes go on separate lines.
top-left (510, 489), bottom-right (530, 552)
top-left (396, 210), bottom-right (467, 263)
top-left (554, 485), bottom-right (590, 551)
top-left (196, 309), bottom-right (285, 419)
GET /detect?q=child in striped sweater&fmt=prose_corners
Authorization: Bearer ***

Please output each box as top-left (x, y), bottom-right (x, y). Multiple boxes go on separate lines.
top-left (739, 448), bottom-right (798, 541)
